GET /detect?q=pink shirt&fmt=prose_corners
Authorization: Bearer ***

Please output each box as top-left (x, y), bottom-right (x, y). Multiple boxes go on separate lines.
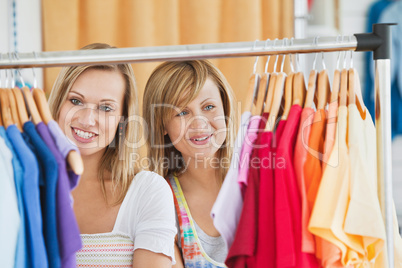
top-left (238, 115), bottom-right (262, 195)
top-left (293, 107), bottom-right (316, 253)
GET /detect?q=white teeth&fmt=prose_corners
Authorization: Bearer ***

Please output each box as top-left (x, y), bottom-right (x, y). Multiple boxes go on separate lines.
top-left (194, 136), bottom-right (209, 141)
top-left (73, 128), bottom-right (95, 139)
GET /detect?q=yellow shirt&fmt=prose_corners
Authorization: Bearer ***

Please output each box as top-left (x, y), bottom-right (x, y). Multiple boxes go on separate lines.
top-left (309, 106), bottom-right (363, 266)
top-left (344, 104), bottom-right (386, 265)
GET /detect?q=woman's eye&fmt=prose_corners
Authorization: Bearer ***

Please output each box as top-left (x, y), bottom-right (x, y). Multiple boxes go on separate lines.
top-left (205, 105), bottom-right (214, 111)
top-left (70, 99), bottom-right (82, 105)
top-left (100, 105), bottom-right (113, 112)
top-left (177, 110), bottom-right (188, 117)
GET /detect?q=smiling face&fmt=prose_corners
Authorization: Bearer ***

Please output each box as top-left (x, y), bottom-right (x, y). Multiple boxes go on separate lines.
top-left (57, 68), bottom-right (125, 157)
top-left (164, 78), bottom-right (227, 161)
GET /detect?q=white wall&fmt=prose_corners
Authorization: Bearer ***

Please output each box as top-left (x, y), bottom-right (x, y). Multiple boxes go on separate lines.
top-left (0, 0), bottom-right (43, 89)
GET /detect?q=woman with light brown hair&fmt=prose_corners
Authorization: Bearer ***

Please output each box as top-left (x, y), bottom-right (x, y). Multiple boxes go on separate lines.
top-left (48, 43), bottom-right (177, 267)
top-left (143, 60), bottom-right (237, 267)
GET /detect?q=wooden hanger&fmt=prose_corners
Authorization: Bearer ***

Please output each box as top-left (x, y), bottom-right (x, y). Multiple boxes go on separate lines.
top-left (348, 68), bottom-right (366, 110)
top-left (265, 72), bottom-right (286, 131)
top-left (32, 88), bottom-right (54, 124)
top-left (254, 73), bottom-right (269, 115)
top-left (263, 73), bottom-right (277, 114)
top-left (304, 69), bottom-right (318, 108)
top-left (244, 73), bottom-right (260, 114)
top-left (12, 88), bottom-right (29, 125)
top-left (0, 89), bottom-right (13, 128)
top-left (330, 69), bottom-right (341, 103)
top-left (348, 68), bottom-right (356, 105)
top-left (316, 69), bottom-right (331, 110)
top-left (21, 87), bottom-right (42, 125)
top-left (339, 69), bottom-right (348, 107)
top-left (32, 88), bottom-right (84, 175)
top-left (7, 88), bottom-right (23, 131)
top-left (281, 73), bottom-right (294, 120)
top-left (292, 72), bottom-right (306, 106)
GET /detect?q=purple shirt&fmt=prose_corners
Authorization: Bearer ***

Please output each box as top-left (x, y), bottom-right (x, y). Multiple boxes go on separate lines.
top-left (46, 121), bottom-right (82, 268)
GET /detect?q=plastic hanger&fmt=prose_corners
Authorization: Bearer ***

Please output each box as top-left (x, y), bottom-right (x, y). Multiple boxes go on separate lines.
top-left (304, 37), bottom-right (319, 109)
top-left (263, 38), bottom-right (279, 114)
top-left (316, 53), bottom-right (330, 110)
top-left (266, 47), bottom-right (287, 131)
top-left (245, 40), bottom-right (261, 114)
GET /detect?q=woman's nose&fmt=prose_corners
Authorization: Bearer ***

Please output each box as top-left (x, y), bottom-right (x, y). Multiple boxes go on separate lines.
top-left (188, 115), bottom-right (208, 129)
top-left (77, 107), bottom-right (96, 127)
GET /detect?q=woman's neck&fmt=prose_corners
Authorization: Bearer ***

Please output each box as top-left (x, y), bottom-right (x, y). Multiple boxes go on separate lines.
top-left (80, 150), bottom-right (106, 182)
top-left (177, 156), bottom-right (222, 192)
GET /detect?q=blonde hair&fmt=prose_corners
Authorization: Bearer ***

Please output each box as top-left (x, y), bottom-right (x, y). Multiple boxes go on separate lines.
top-left (143, 60), bottom-right (237, 179)
top-left (48, 43), bottom-right (139, 205)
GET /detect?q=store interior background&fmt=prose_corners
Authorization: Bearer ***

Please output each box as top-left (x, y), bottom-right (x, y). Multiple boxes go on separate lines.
top-left (0, 0), bottom-right (401, 230)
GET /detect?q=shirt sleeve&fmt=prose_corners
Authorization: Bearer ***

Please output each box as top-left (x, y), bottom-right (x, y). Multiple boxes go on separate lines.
top-left (133, 171), bottom-right (177, 264)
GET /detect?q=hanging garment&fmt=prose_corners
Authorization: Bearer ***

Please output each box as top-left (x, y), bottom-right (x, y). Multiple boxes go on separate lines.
top-left (309, 106), bottom-right (363, 267)
top-left (76, 171), bottom-right (177, 267)
top-left (237, 115), bottom-right (263, 196)
top-left (344, 103), bottom-right (386, 263)
top-left (36, 122), bottom-right (63, 268)
top-left (322, 100), bottom-right (338, 171)
top-left (0, 133), bottom-right (20, 268)
top-left (225, 132), bottom-right (264, 268)
top-left (6, 124), bottom-right (47, 268)
top-left (168, 175), bottom-right (226, 268)
top-left (23, 121), bottom-right (59, 268)
top-left (211, 111), bottom-right (251, 250)
top-left (0, 126), bottom-right (26, 268)
top-left (273, 117), bottom-right (297, 268)
top-left (276, 104), bottom-right (320, 268)
top-left (46, 120), bottom-right (82, 268)
top-left (294, 107), bottom-right (316, 254)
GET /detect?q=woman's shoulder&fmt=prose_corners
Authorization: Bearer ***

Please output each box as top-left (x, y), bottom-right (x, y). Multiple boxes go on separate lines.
top-left (128, 170), bottom-right (172, 196)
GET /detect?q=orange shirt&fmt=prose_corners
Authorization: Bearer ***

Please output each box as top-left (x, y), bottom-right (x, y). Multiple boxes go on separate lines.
top-left (293, 107), bottom-right (316, 254)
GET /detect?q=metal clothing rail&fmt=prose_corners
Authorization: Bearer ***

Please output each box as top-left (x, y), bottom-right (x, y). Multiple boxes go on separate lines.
top-left (0, 23), bottom-right (396, 267)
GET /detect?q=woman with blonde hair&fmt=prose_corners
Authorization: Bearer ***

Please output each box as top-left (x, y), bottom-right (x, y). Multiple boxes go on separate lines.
top-left (143, 60), bottom-right (237, 267)
top-left (48, 43), bottom-right (176, 267)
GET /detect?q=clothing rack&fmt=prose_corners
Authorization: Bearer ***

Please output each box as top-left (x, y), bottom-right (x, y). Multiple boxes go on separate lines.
top-left (0, 23), bottom-right (396, 267)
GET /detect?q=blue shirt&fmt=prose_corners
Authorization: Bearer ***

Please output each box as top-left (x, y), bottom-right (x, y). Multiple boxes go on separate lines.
top-left (23, 121), bottom-right (61, 268)
top-left (6, 125), bottom-right (47, 268)
top-left (36, 122), bottom-right (62, 268)
top-left (364, 0), bottom-right (402, 138)
top-left (0, 126), bottom-right (27, 268)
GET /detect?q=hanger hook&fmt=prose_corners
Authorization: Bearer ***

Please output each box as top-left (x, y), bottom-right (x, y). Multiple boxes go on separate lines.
top-left (273, 38), bottom-right (279, 72)
top-left (7, 53), bottom-right (15, 89)
top-left (289, 38), bottom-right (295, 73)
top-left (312, 36), bottom-right (320, 70)
top-left (321, 52), bottom-right (326, 70)
top-left (32, 51), bottom-right (38, 88)
top-left (13, 52), bottom-right (25, 88)
top-left (336, 35), bottom-right (342, 70)
top-left (264, 38), bottom-right (271, 73)
top-left (349, 36), bottom-right (354, 69)
top-left (253, 40), bottom-right (260, 74)
top-left (280, 38), bottom-right (288, 73)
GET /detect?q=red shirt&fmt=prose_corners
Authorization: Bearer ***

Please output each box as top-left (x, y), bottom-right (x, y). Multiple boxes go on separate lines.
top-left (225, 133), bottom-right (262, 268)
top-left (276, 105), bottom-right (320, 267)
